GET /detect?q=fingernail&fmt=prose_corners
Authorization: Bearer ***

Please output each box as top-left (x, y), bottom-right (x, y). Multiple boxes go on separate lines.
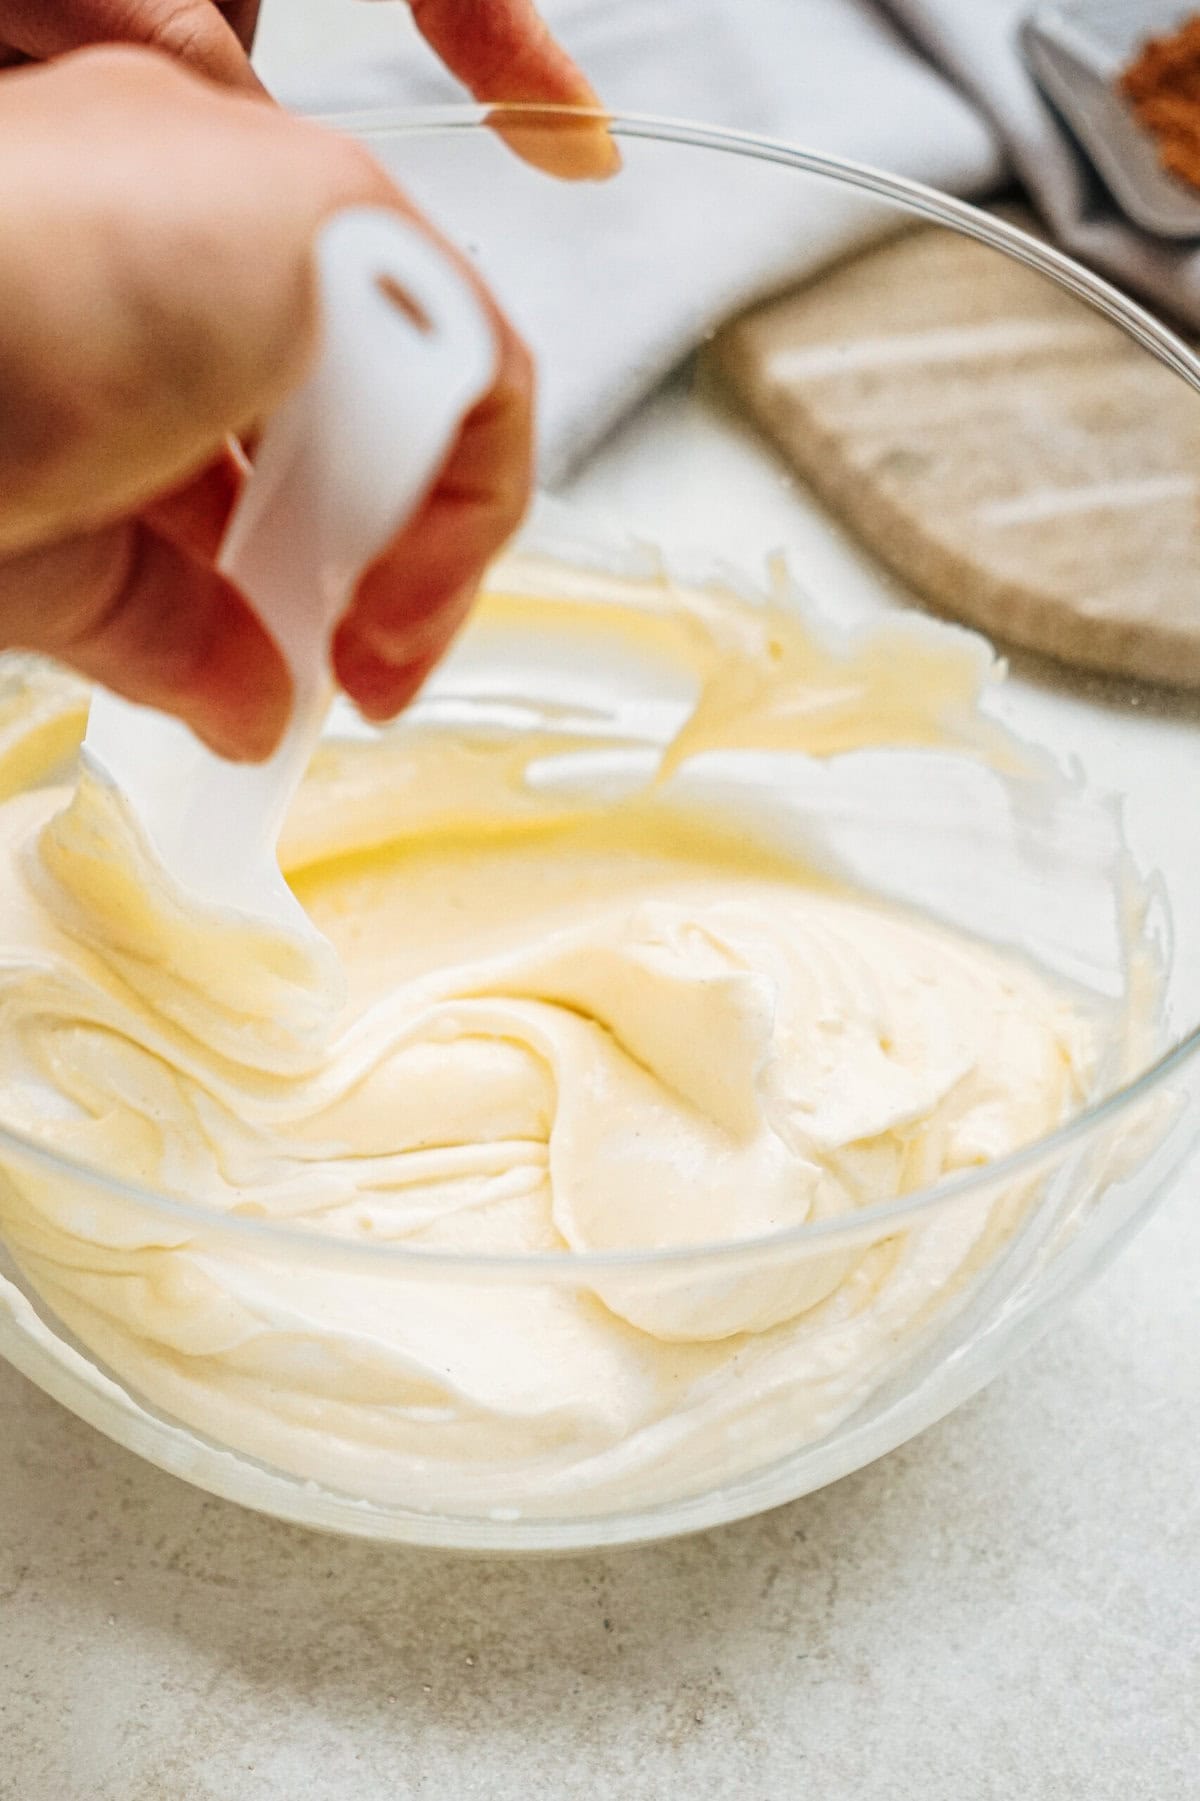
top-left (489, 105), bottom-right (621, 182)
top-left (332, 629), bottom-right (437, 722)
top-left (346, 575), bottom-right (480, 673)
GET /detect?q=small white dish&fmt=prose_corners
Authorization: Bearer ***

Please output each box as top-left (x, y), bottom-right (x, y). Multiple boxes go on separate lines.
top-left (1022, 1), bottom-right (1200, 239)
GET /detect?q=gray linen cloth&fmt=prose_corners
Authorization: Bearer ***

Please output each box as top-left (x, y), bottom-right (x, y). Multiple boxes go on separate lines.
top-left (267, 0), bottom-right (1187, 476)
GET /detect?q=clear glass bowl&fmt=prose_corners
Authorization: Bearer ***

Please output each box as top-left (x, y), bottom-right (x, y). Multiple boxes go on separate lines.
top-left (1, 108), bottom-right (1199, 1551)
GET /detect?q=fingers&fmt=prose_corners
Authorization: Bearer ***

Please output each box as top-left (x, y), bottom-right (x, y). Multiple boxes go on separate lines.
top-left (0, 0), bottom-right (264, 91)
top-left (140, 443), bottom-right (246, 563)
top-left (0, 48), bottom-right (442, 759)
top-left (218, 0), bottom-right (261, 51)
top-left (332, 316), bottom-right (533, 719)
top-left (408, 0), bottom-right (618, 179)
top-left (0, 50), bottom-right (412, 557)
top-left (0, 521), bottom-right (290, 761)
top-left (0, 49), bottom-right (538, 754)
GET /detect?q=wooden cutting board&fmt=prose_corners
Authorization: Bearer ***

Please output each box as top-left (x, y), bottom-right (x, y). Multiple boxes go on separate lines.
top-left (711, 223), bottom-right (1200, 688)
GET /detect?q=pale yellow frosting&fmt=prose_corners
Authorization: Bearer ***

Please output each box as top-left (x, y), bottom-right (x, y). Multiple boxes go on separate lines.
top-left (0, 552), bottom-right (1111, 1518)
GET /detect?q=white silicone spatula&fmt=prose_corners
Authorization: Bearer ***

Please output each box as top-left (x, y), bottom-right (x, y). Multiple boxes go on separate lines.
top-left (82, 207), bottom-right (496, 934)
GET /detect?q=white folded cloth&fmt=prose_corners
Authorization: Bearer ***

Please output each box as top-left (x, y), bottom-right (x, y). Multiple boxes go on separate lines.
top-left (266, 0), bottom-right (1003, 478)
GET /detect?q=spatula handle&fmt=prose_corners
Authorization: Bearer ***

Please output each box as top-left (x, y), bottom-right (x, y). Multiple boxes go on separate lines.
top-left (82, 208), bottom-right (495, 919)
top-left (220, 207), bottom-right (498, 691)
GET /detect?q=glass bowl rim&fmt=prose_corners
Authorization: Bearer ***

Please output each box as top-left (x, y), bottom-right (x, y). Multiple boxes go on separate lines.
top-left (5, 104), bottom-right (1198, 1278)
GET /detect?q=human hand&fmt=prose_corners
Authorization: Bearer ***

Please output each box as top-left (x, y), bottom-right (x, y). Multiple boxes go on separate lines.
top-left (0, 0), bottom-right (267, 90)
top-left (0, 50), bottom-right (533, 759)
top-left (0, 0), bottom-right (617, 177)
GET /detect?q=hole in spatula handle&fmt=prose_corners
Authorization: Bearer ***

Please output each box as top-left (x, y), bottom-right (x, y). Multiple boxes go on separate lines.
top-left (375, 273), bottom-right (434, 334)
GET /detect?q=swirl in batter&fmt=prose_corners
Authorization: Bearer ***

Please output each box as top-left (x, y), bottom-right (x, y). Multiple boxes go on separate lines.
top-left (0, 552), bottom-right (1108, 1517)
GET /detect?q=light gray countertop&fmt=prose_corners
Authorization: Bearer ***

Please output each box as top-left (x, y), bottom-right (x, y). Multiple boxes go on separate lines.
top-left (2, 1165), bottom-right (1196, 1801)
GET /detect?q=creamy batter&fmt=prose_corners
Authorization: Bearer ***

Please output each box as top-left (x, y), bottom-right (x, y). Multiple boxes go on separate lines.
top-left (0, 551), bottom-right (1115, 1517)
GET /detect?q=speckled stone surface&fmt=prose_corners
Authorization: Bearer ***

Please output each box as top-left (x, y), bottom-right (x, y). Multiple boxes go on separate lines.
top-left (2, 1166), bottom-right (1197, 1801)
